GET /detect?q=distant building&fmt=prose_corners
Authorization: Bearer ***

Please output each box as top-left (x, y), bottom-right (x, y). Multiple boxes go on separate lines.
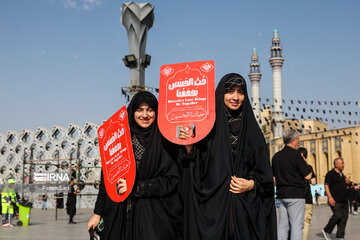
top-left (250, 30), bottom-right (360, 184)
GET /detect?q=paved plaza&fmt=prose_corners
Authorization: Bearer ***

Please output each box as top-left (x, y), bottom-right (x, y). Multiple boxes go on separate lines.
top-left (0, 205), bottom-right (360, 239)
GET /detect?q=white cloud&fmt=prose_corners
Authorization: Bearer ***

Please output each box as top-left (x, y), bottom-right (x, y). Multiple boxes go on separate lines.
top-left (177, 42), bottom-right (185, 48)
top-left (62, 0), bottom-right (77, 9)
top-left (83, 0), bottom-right (102, 10)
top-left (71, 54), bottom-right (79, 59)
top-left (59, 0), bottom-right (102, 10)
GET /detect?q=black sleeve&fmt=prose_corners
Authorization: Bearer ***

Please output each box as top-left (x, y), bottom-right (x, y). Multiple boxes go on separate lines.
top-left (309, 165), bottom-right (316, 179)
top-left (131, 156), bottom-right (180, 199)
top-left (295, 154), bottom-right (311, 177)
top-left (131, 174), bottom-right (179, 199)
top-left (271, 155), bottom-right (278, 177)
top-left (324, 171), bottom-right (332, 185)
top-left (312, 171), bottom-right (317, 179)
top-left (93, 172), bottom-right (106, 216)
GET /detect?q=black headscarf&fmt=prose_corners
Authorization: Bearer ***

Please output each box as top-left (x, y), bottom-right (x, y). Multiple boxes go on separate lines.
top-left (223, 74), bottom-right (246, 151)
top-left (127, 91), bottom-right (158, 147)
top-left (180, 73), bottom-right (277, 240)
top-left (95, 91), bottom-right (183, 240)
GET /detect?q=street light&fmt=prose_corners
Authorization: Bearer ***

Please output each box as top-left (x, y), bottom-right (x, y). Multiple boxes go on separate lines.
top-left (142, 54), bottom-right (151, 68)
top-left (123, 54), bottom-right (137, 67)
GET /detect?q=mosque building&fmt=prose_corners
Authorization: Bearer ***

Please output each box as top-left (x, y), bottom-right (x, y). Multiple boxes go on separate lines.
top-left (249, 30), bottom-right (360, 184)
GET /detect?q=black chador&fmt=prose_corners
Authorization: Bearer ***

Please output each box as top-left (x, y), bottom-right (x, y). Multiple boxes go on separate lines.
top-left (94, 91), bottom-right (183, 240)
top-left (179, 73), bottom-right (277, 240)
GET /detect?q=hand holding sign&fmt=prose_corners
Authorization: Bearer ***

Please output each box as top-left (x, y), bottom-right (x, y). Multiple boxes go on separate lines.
top-left (178, 125), bottom-right (194, 139)
top-left (158, 60), bottom-right (215, 145)
top-left (117, 179), bottom-right (127, 195)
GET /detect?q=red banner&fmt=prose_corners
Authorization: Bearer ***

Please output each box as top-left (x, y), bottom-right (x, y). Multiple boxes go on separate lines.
top-left (158, 60), bottom-right (215, 145)
top-left (97, 106), bottom-right (136, 202)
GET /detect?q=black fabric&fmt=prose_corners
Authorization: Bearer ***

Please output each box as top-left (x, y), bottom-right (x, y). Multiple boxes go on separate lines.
top-left (353, 188), bottom-right (360, 203)
top-left (66, 185), bottom-right (76, 216)
top-left (325, 169), bottom-right (348, 203)
top-left (179, 73), bottom-right (277, 240)
top-left (272, 146), bottom-right (311, 199)
top-left (42, 195), bottom-right (48, 202)
top-left (305, 165), bottom-right (316, 204)
top-left (323, 202), bottom-right (349, 238)
top-left (93, 91), bottom-right (182, 240)
top-left (348, 186), bottom-right (354, 201)
top-left (354, 188), bottom-right (359, 212)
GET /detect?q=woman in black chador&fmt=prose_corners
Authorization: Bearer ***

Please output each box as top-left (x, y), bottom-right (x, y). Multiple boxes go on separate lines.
top-left (88, 91), bottom-right (182, 240)
top-left (178, 73), bottom-right (277, 240)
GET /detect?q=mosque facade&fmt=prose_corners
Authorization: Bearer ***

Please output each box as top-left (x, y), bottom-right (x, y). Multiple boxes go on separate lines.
top-left (250, 30), bottom-right (360, 184)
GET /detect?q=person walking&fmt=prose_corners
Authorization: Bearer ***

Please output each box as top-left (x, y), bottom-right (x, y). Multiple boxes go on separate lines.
top-left (272, 129), bottom-right (312, 240)
top-left (67, 178), bottom-right (80, 224)
top-left (322, 157), bottom-right (350, 240)
top-left (315, 190), bottom-right (320, 205)
top-left (297, 147), bottom-right (316, 240)
top-left (42, 192), bottom-right (48, 210)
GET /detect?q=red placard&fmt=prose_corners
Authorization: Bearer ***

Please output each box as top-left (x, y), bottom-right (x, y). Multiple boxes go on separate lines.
top-left (97, 106), bottom-right (135, 202)
top-left (158, 60), bottom-right (215, 145)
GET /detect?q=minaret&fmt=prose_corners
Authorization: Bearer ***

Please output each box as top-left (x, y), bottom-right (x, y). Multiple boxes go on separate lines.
top-left (269, 29), bottom-right (284, 138)
top-left (248, 48), bottom-right (261, 124)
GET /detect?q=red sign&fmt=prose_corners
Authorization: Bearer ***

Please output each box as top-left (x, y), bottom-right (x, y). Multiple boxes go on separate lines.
top-left (97, 106), bottom-right (135, 202)
top-left (158, 60), bottom-right (215, 145)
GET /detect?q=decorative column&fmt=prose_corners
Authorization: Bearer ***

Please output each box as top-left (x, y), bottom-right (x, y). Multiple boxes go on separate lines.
top-left (121, 2), bottom-right (154, 99)
top-left (248, 48), bottom-right (261, 124)
top-left (269, 29), bottom-right (284, 138)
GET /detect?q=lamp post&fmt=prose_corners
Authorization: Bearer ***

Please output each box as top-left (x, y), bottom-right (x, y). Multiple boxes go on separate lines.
top-left (121, 2), bottom-right (154, 100)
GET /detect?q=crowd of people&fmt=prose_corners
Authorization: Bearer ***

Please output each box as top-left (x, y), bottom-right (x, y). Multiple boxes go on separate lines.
top-left (85, 72), bottom-right (358, 240)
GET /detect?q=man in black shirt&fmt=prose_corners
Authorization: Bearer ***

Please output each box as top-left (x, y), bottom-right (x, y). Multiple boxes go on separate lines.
top-left (272, 129), bottom-right (312, 240)
top-left (297, 147), bottom-right (316, 240)
top-left (322, 157), bottom-right (349, 240)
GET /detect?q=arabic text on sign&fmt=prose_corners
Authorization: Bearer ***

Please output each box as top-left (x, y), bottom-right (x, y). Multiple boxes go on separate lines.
top-left (168, 77), bottom-right (207, 90)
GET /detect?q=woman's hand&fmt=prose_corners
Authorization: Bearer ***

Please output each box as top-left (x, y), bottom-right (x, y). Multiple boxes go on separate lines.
top-left (178, 125), bottom-right (194, 154)
top-left (178, 125), bottom-right (194, 139)
top-left (87, 214), bottom-right (101, 230)
top-left (117, 178), bottom-right (127, 195)
top-left (229, 176), bottom-right (254, 194)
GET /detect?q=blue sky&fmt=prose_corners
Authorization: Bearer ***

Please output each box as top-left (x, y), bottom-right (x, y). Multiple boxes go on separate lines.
top-left (1, 0), bottom-right (359, 133)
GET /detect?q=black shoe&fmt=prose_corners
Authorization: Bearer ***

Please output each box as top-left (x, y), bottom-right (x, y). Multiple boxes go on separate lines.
top-left (68, 221), bottom-right (77, 224)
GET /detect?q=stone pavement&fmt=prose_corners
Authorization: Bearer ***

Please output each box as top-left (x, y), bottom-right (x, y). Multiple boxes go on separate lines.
top-left (0, 205), bottom-right (359, 239)
top-left (308, 205), bottom-right (360, 239)
top-left (0, 208), bottom-right (93, 240)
